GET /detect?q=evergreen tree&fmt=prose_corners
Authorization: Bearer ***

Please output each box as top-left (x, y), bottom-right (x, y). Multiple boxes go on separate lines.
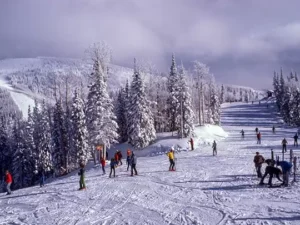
top-left (38, 100), bottom-right (52, 172)
top-left (116, 88), bottom-right (128, 142)
top-left (210, 84), bottom-right (221, 125)
top-left (86, 43), bottom-right (118, 162)
top-left (166, 54), bottom-right (180, 132)
top-left (0, 119), bottom-right (10, 180)
top-left (176, 65), bottom-right (194, 137)
top-left (52, 99), bottom-right (68, 173)
top-left (71, 89), bottom-right (89, 166)
top-left (128, 59), bottom-right (156, 148)
top-left (220, 85), bottom-right (225, 104)
top-left (12, 120), bottom-right (33, 188)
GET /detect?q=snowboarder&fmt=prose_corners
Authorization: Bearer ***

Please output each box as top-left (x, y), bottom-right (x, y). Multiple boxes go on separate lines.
top-left (293, 133), bottom-right (298, 147)
top-left (130, 152), bottom-right (138, 176)
top-left (277, 160), bottom-right (293, 186)
top-left (253, 152), bottom-right (265, 178)
top-left (212, 140), bottom-right (217, 156)
top-left (259, 165), bottom-right (282, 186)
top-left (167, 148), bottom-right (175, 171)
top-left (126, 154), bottom-right (131, 171)
top-left (257, 132), bottom-right (261, 144)
top-left (272, 125), bottom-right (275, 134)
top-left (100, 157), bottom-right (106, 175)
top-left (282, 138), bottom-right (288, 153)
top-left (255, 127), bottom-right (258, 133)
top-left (78, 163), bottom-right (86, 190)
top-left (117, 150), bottom-right (123, 165)
top-left (38, 168), bottom-right (45, 187)
top-left (5, 170), bottom-right (12, 195)
top-left (109, 158), bottom-right (116, 178)
top-left (240, 129), bottom-right (245, 138)
top-left (189, 138), bottom-right (194, 150)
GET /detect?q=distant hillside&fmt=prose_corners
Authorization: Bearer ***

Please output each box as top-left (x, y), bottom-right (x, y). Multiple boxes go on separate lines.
top-left (0, 57), bottom-right (265, 117)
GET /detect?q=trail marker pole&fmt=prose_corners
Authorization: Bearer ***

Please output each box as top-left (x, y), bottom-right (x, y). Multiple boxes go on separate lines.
top-left (271, 149), bottom-right (274, 161)
top-left (290, 149), bottom-right (293, 164)
top-left (293, 156), bottom-right (297, 182)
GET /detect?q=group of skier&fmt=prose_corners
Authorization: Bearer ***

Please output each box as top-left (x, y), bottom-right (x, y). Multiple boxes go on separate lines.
top-left (77, 149), bottom-right (138, 190)
top-left (253, 152), bottom-right (293, 187)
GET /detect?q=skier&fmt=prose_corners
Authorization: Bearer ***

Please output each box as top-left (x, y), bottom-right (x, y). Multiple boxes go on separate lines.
top-left (272, 125), bottom-right (275, 134)
top-left (282, 138), bottom-right (288, 153)
top-left (189, 138), bottom-right (194, 150)
top-left (277, 160), bottom-right (293, 186)
top-left (38, 168), bottom-right (45, 187)
top-left (293, 133), bottom-right (298, 147)
top-left (130, 152), bottom-right (138, 176)
top-left (253, 152), bottom-right (265, 178)
top-left (5, 170), bottom-right (12, 195)
top-left (240, 129), bottom-right (245, 138)
top-left (167, 148), bottom-right (175, 171)
top-left (117, 150), bottom-right (123, 165)
top-left (109, 158), bottom-right (116, 178)
top-left (78, 163), bottom-right (86, 190)
top-left (100, 157), bottom-right (106, 175)
top-left (212, 140), bottom-right (217, 156)
top-left (257, 132), bottom-right (261, 144)
top-left (114, 151), bottom-right (119, 166)
top-left (259, 165), bottom-right (282, 186)
top-left (126, 154), bottom-right (131, 171)
top-left (255, 127), bottom-right (258, 133)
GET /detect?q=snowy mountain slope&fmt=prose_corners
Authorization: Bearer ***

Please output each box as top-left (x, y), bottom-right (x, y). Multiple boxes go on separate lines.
top-left (1, 101), bottom-right (300, 225)
top-left (0, 57), bottom-right (133, 116)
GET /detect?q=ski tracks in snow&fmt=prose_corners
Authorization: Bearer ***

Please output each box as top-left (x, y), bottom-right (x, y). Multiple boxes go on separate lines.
top-left (1, 102), bottom-right (300, 224)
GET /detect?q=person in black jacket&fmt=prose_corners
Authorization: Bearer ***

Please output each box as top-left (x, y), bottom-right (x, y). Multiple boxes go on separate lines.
top-left (78, 163), bottom-right (86, 190)
top-left (130, 152), bottom-right (138, 176)
top-left (38, 168), bottom-right (45, 187)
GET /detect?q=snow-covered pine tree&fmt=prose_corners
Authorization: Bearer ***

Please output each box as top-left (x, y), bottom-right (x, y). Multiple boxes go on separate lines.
top-left (166, 54), bottom-right (180, 132)
top-left (176, 64), bottom-right (194, 137)
top-left (52, 99), bottom-right (68, 174)
top-left (86, 42), bottom-right (118, 162)
top-left (25, 105), bottom-right (36, 185)
top-left (281, 86), bottom-right (291, 124)
top-left (38, 100), bottom-right (52, 172)
top-left (220, 85), bottom-right (225, 104)
top-left (116, 88), bottom-right (128, 143)
top-left (12, 119), bottom-right (33, 188)
top-left (127, 58), bottom-right (156, 148)
top-left (71, 89), bottom-right (89, 166)
top-left (210, 84), bottom-right (221, 125)
top-left (0, 118), bottom-right (10, 180)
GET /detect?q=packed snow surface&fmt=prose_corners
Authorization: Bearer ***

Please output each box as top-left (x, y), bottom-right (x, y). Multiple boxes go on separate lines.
top-left (1, 101), bottom-right (300, 225)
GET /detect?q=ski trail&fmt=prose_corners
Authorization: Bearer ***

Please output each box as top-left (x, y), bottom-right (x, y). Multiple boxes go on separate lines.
top-left (1, 101), bottom-right (300, 225)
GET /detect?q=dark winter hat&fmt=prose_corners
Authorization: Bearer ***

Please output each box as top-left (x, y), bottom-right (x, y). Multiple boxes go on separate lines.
top-left (256, 152), bottom-right (259, 155)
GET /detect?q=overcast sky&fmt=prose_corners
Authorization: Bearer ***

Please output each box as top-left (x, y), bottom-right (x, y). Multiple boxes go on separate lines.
top-left (1, 0), bottom-right (300, 88)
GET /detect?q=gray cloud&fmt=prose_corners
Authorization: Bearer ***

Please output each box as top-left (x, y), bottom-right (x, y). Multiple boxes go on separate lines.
top-left (1, 0), bottom-right (300, 88)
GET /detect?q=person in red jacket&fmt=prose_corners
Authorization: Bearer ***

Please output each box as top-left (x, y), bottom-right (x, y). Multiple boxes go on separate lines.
top-left (100, 157), bottom-right (106, 175)
top-left (114, 151), bottom-right (119, 166)
top-left (5, 170), bottom-right (12, 195)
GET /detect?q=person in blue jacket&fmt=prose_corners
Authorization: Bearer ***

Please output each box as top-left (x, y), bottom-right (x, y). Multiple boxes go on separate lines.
top-left (277, 160), bottom-right (293, 186)
top-left (109, 158), bottom-right (116, 178)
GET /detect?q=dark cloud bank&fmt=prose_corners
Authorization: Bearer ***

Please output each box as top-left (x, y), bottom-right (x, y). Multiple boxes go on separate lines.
top-left (1, 0), bottom-right (300, 88)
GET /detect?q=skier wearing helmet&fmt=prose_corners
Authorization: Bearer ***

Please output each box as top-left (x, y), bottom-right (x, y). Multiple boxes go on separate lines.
top-left (167, 147), bottom-right (175, 171)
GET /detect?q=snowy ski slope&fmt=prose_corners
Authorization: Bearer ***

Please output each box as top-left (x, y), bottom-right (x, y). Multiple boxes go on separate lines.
top-left (1, 101), bottom-right (300, 225)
